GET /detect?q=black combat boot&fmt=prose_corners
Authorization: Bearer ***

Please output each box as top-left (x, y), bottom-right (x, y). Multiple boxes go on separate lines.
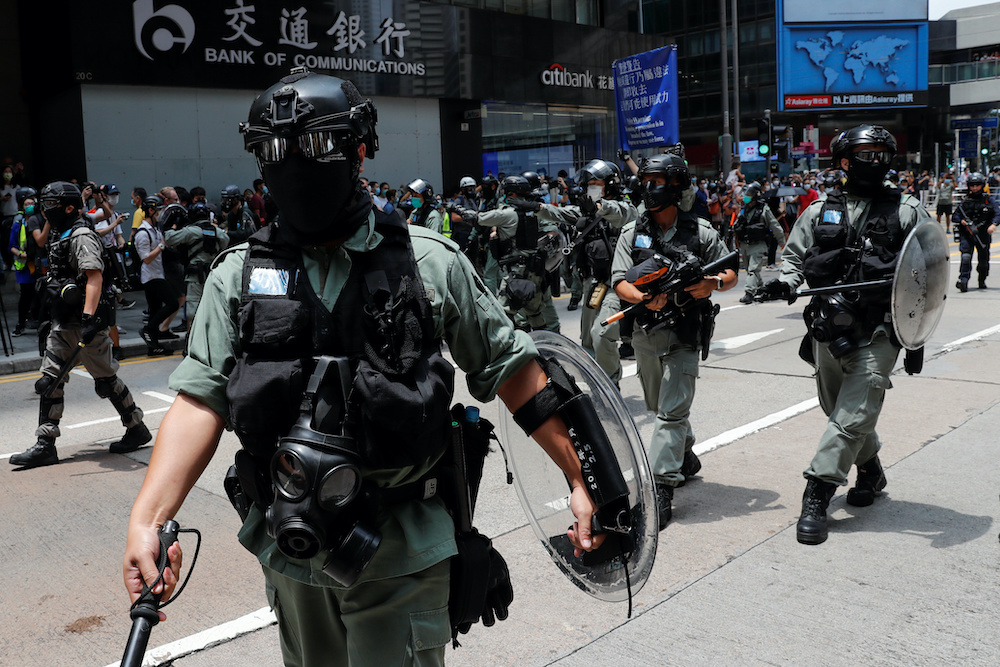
top-left (846, 455), bottom-right (887, 507)
top-left (979, 276), bottom-right (988, 289)
top-left (567, 297), bottom-right (580, 311)
top-left (109, 423), bottom-right (152, 454)
top-left (739, 292), bottom-right (754, 304)
top-left (9, 437), bottom-right (58, 468)
top-left (618, 341), bottom-right (635, 359)
top-left (956, 280), bottom-right (967, 293)
top-left (796, 476), bottom-right (837, 545)
top-left (677, 449), bottom-right (701, 487)
top-left (656, 482), bottom-right (673, 531)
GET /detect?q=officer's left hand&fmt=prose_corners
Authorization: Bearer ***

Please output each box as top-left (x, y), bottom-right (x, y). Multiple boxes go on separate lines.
top-left (567, 483), bottom-right (606, 557)
top-left (989, 224), bottom-right (997, 234)
top-left (684, 277), bottom-right (717, 300)
top-left (80, 313), bottom-right (100, 345)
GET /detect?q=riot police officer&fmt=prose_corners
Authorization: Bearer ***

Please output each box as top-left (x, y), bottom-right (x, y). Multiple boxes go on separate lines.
top-left (10, 182), bottom-right (150, 469)
top-left (758, 124), bottom-right (932, 545)
top-left (123, 69), bottom-right (606, 667)
top-left (611, 153), bottom-right (737, 528)
top-left (405, 178), bottom-right (445, 235)
top-left (452, 174), bottom-right (562, 331)
top-left (163, 202), bottom-right (228, 328)
top-left (952, 172), bottom-right (998, 291)
top-left (733, 182), bottom-right (785, 304)
top-left (533, 158), bottom-right (638, 383)
top-left (220, 183), bottom-right (259, 246)
top-left (448, 176), bottom-right (478, 253)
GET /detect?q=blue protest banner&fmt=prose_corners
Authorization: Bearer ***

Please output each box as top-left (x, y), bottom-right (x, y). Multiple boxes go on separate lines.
top-left (613, 45), bottom-right (679, 151)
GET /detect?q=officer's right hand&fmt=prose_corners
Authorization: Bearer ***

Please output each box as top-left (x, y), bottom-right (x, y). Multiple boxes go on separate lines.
top-left (123, 523), bottom-right (183, 622)
top-left (756, 278), bottom-right (793, 304)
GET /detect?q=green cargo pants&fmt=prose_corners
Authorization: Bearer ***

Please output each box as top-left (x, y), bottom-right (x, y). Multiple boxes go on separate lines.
top-left (805, 330), bottom-right (900, 485)
top-left (263, 559), bottom-right (451, 667)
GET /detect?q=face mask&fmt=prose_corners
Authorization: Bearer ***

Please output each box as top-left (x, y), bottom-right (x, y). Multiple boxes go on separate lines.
top-left (642, 182), bottom-right (684, 212)
top-left (108, 194), bottom-right (120, 206)
top-left (411, 196), bottom-right (423, 209)
top-left (262, 186), bottom-right (269, 194)
top-left (24, 204), bottom-right (35, 215)
top-left (43, 205), bottom-right (72, 232)
top-left (587, 185), bottom-right (603, 201)
top-left (375, 188), bottom-right (382, 196)
top-left (262, 152), bottom-right (368, 244)
top-left (845, 157), bottom-right (890, 197)
top-left (743, 195), bottom-right (752, 204)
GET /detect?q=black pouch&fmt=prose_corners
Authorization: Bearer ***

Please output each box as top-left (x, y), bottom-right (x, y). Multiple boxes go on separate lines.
top-left (801, 247), bottom-right (844, 288)
top-left (237, 298), bottom-right (311, 354)
top-left (584, 238), bottom-right (612, 283)
top-left (354, 351), bottom-right (455, 469)
top-left (227, 357), bottom-right (305, 458)
top-left (505, 277), bottom-right (536, 310)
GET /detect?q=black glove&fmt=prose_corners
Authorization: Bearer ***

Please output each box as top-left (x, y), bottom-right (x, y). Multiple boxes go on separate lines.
top-left (578, 195), bottom-right (597, 218)
top-left (616, 148), bottom-right (631, 162)
top-left (80, 313), bottom-right (100, 345)
top-left (757, 278), bottom-right (793, 304)
top-left (444, 201), bottom-right (458, 214)
top-left (480, 547), bottom-right (513, 627)
top-left (509, 198), bottom-right (541, 213)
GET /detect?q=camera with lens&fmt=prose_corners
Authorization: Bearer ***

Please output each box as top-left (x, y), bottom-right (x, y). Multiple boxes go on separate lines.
top-left (804, 294), bottom-right (860, 358)
top-left (264, 356), bottom-right (381, 586)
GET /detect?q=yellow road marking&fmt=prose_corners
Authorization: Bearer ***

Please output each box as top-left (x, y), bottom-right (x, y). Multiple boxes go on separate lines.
top-left (0, 354), bottom-right (179, 385)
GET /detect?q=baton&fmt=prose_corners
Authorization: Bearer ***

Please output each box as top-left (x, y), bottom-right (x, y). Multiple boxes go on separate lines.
top-left (794, 279), bottom-right (892, 298)
top-left (41, 341), bottom-right (85, 399)
top-left (120, 521), bottom-right (179, 667)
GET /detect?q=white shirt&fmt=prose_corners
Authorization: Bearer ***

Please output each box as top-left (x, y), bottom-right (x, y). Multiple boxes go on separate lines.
top-left (0, 185), bottom-right (16, 217)
top-left (134, 221), bottom-right (165, 283)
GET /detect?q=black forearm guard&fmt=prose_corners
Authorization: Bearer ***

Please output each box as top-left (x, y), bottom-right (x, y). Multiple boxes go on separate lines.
top-left (512, 355), bottom-right (630, 533)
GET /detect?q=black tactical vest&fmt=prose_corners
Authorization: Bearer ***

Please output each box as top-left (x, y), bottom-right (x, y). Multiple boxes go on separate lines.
top-left (803, 189), bottom-right (905, 292)
top-left (47, 219), bottom-right (96, 325)
top-left (226, 210), bottom-right (456, 475)
top-left (514, 208), bottom-right (539, 251)
top-left (734, 204), bottom-right (767, 243)
top-left (958, 195), bottom-right (995, 235)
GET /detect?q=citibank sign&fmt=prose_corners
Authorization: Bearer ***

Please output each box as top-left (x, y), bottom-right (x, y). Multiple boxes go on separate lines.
top-left (540, 64), bottom-right (613, 90)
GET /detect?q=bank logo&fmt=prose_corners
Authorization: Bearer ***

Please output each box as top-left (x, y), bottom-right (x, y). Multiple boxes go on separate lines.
top-left (133, 0), bottom-right (196, 61)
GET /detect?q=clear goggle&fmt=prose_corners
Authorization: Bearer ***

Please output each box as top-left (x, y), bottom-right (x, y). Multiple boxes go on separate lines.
top-left (251, 130), bottom-right (350, 164)
top-left (853, 150), bottom-right (892, 164)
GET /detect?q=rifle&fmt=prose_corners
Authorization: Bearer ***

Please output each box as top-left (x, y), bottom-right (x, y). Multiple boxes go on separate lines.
top-left (601, 249), bottom-right (738, 328)
top-left (957, 215), bottom-right (988, 251)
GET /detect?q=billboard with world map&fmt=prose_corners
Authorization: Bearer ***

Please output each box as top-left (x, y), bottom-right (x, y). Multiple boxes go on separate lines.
top-left (777, 21), bottom-right (928, 112)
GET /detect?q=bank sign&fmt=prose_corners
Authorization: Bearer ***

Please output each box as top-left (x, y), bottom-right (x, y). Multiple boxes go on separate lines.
top-left (73, 1), bottom-right (434, 93)
top-left (612, 45), bottom-right (679, 151)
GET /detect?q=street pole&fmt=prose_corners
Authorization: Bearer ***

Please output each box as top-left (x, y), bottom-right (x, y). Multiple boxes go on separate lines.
top-left (731, 0), bottom-right (741, 148)
top-left (719, 0), bottom-right (732, 176)
top-left (954, 128), bottom-right (960, 173)
top-left (935, 141), bottom-right (940, 177)
top-left (765, 108), bottom-right (772, 177)
top-left (977, 125), bottom-right (983, 171)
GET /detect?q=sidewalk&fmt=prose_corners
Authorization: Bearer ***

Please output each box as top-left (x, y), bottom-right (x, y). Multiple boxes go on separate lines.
top-left (0, 277), bottom-right (185, 375)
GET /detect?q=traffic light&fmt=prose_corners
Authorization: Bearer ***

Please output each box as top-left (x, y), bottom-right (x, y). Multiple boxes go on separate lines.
top-left (757, 118), bottom-right (772, 157)
top-left (773, 125), bottom-right (791, 162)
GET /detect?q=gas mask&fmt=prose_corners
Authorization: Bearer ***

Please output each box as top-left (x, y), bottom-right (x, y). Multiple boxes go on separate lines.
top-left (845, 149), bottom-right (892, 197)
top-left (265, 356), bottom-right (381, 585)
top-left (642, 181), bottom-right (685, 212)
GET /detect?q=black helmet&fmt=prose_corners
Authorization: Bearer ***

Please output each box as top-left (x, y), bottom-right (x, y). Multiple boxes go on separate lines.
top-left (159, 202), bottom-right (189, 229)
top-left (142, 193), bottom-right (164, 211)
top-left (744, 182), bottom-right (763, 201)
top-left (520, 171), bottom-right (546, 198)
top-left (39, 181), bottom-right (83, 212)
top-left (967, 172), bottom-right (987, 187)
top-left (830, 124), bottom-right (897, 163)
top-left (639, 153), bottom-right (689, 211)
top-left (220, 184), bottom-right (242, 211)
top-left (502, 175), bottom-right (530, 197)
top-left (407, 178), bottom-right (434, 199)
top-left (189, 202), bottom-right (212, 223)
top-left (578, 159), bottom-right (623, 199)
top-left (16, 186), bottom-right (37, 208)
top-left (241, 67), bottom-right (378, 168)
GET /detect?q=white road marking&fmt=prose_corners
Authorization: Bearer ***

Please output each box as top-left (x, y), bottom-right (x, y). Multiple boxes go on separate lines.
top-left (940, 323), bottom-right (1000, 352)
top-left (71, 368), bottom-right (92, 380)
top-left (710, 328), bottom-right (784, 351)
top-left (64, 391), bottom-right (177, 429)
top-left (694, 397), bottom-right (821, 456)
top-left (100, 606), bottom-right (277, 667)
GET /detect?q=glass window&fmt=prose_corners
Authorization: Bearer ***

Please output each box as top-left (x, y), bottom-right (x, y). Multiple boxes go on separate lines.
top-left (552, 0), bottom-right (574, 21)
top-left (527, 0), bottom-right (550, 18)
top-left (576, 0), bottom-right (598, 25)
top-left (504, 0), bottom-right (527, 14)
top-left (739, 22), bottom-right (755, 44)
top-left (689, 33), bottom-right (703, 56)
top-left (758, 21), bottom-right (772, 41)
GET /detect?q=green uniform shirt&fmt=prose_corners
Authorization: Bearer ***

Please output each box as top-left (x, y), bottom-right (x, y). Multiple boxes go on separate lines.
top-left (475, 203), bottom-right (559, 258)
top-left (168, 213), bottom-right (537, 587)
top-left (536, 198), bottom-right (638, 230)
top-left (411, 208), bottom-right (444, 235)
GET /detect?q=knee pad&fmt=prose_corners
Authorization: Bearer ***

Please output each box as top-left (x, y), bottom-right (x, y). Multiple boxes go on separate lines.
top-left (35, 374), bottom-right (56, 396)
top-left (94, 375), bottom-right (118, 398)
